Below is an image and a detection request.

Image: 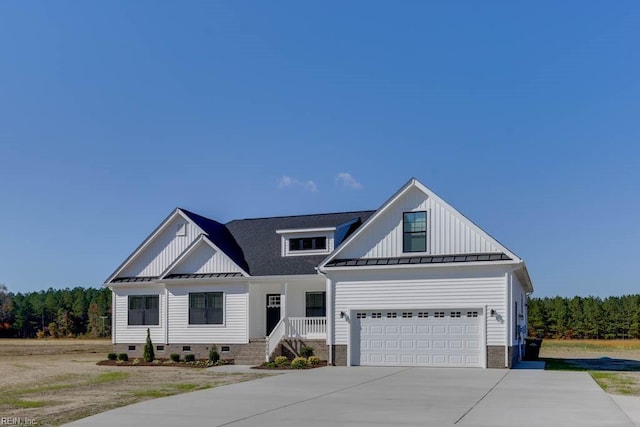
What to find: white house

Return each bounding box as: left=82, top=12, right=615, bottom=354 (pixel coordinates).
left=106, top=178, right=533, bottom=368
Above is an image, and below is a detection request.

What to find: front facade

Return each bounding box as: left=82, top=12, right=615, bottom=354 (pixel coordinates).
left=106, top=178, right=533, bottom=368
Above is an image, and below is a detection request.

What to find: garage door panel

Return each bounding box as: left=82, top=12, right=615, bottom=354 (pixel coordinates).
left=416, top=325, right=431, bottom=334
left=433, top=325, right=446, bottom=334
left=357, top=309, right=483, bottom=368
left=401, top=340, right=415, bottom=349
left=449, top=325, right=463, bottom=334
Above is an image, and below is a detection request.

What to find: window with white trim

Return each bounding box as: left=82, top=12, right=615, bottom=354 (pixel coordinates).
left=290, top=237, right=327, bottom=251
left=128, top=295, right=159, bottom=326
left=189, top=292, right=223, bottom=325
left=451, top=311, right=461, bottom=318
left=371, top=312, right=382, bottom=319
left=305, top=292, right=326, bottom=317
left=434, top=311, right=445, bottom=318
left=403, top=211, right=427, bottom=252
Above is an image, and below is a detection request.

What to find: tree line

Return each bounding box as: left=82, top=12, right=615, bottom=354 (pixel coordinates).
left=0, top=284, right=112, bottom=338
left=528, top=295, right=640, bottom=339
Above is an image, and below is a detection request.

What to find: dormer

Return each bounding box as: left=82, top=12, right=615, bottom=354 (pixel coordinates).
left=276, top=227, right=336, bottom=257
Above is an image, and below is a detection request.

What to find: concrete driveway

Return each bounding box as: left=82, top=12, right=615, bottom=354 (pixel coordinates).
left=66, top=366, right=635, bottom=427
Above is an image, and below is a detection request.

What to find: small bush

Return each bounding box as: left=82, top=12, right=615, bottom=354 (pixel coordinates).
left=261, top=361, right=277, bottom=368
left=143, top=328, right=155, bottom=362
left=107, top=353, right=117, bottom=361
left=291, top=357, right=308, bottom=369
left=274, top=356, right=289, bottom=366
left=132, top=358, right=141, bottom=365
left=117, top=353, right=129, bottom=361
left=170, top=353, right=180, bottom=362
left=308, top=355, right=320, bottom=366
left=185, top=354, right=196, bottom=363
left=209, top=345, right=220, bottom=363
left=300, top=345, right=314, bottom=358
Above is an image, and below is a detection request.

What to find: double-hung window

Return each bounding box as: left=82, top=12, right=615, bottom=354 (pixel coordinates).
left=403, top=211, right=427, bottom=252
left=189, top=292, right=223, bottom=325
left=128, top=295, right=159, bottom=326
left=305, top=291, right=326, bottom=317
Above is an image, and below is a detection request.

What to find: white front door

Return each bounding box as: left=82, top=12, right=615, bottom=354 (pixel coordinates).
left=355, top=309, right=483, bottom=367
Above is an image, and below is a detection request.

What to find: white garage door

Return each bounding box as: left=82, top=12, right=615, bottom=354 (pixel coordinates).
left=355, top=309, right=483, bottom=367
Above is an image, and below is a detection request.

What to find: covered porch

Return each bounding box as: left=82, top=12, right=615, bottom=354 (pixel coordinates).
left=247, top=279, right=328, bottom=358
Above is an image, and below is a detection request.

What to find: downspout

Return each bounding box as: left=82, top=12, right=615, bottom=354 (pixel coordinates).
left=505, top=272, right=511, bottom=368
left=316, top=268, right=333, bottom=366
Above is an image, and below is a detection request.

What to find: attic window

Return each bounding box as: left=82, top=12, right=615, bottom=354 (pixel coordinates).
left=403, top=211, right=427, bottom=253
left=289, top=237, right=327, bottom=251
left=176, top=222, right=187, bottom=236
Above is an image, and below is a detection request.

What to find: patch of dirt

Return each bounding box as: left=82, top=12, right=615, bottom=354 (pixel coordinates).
left=0, top=339, right=264, bottom=426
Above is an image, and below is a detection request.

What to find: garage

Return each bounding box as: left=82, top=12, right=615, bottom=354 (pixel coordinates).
left=352, top=309, right=484, bottom=367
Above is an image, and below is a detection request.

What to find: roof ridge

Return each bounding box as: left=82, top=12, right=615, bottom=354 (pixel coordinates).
left=226, top=209, right=376, bottom=223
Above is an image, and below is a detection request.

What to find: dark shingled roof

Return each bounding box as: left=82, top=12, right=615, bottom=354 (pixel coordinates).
left=324, top=253, right=512, bottom=268
left=225, top=211, right=376, bottom=276
left=180, top=209, right=250, bottom=273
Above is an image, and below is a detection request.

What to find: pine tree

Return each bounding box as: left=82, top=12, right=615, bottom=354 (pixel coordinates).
left=143, top=328, right=155, bottom=362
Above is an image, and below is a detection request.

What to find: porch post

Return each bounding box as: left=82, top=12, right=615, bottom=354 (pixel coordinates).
left=280, top=282, right=287, bottom=321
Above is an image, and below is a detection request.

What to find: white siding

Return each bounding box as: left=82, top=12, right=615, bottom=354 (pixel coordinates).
left=248, top=283, right=281, bottom=339
left=169, top=240, right=244, bottom=275
left=339, top=186, right=501, bottom=259
left=285, top=281, right=326, bottom=318
left=167, top=283, right=248, bottom=344
left=330, top=267, right=507, bottom=347
left=113, top=286, right=166, bottom=344
left=511, top=273, right=526, bottom=346
left=247, top=279, right=325, bottom=339
left=120, top=216, right=200, bottom=277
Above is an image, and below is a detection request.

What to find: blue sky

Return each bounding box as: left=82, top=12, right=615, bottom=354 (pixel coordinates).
left=1, top=2, right=638, bottom=297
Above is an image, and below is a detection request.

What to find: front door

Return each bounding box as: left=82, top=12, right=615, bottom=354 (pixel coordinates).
left=266, top=294, right=281, bottom=336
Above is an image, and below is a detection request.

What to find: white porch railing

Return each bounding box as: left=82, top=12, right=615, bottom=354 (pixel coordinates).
left=286, top=317, right=327, bottom=339
left=265, top=317, right=327, bottom=361
left=266, top=318, right=286, bottom=362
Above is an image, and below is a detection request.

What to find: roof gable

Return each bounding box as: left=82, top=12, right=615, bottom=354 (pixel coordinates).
left=320, top=178, right=521, bottom=268
left=159, top=235, right=248, bottom=278
left=106, top=209, right=202, bottom=283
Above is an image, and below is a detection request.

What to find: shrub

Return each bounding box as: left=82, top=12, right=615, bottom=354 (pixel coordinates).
left=274, top=356, right=289, bottom=366
left=261, top=361, right=277, bottom=368
left=170, top=353, right=180, bottom=362
left=209, top=345, right=220, bottom=363
left=117, top=353, right=129, bottom=361
left=185, top=354, right=196, bottom=363
left=143, top=328, right=155, bottom=362
left=291, top=357, right=308, bottom=369
left=300, top=345, right=314, bottom=358
left=132, top=358, right=141, bottom=365
left=107, top=352, right=117, bottom=360
left=308, top=355, right=320, bottom=366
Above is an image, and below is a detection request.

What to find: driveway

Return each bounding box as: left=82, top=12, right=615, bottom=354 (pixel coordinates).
left=66, top=367, right=635, bottom=427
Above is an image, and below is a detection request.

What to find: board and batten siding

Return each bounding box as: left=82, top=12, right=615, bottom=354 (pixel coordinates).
left=332, top=274, right=507, bottom=347
left=510, top=273, right=527, bottom=346
left=120, top=216, right=200, bottom=278
left=339, top=186, right=501, bottom=259
left=167, top=284, right=248, bottom=344
left=113, top=287, right=166, bottom=344
left=169, top=240, right=244, bottom=275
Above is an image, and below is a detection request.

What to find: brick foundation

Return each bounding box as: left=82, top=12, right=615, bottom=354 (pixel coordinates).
left=279, top=339, right=329, bottom=361
left=332, top=345, right=348, bottom=366
left=487, top=345, right=506, bottom=368
left=112, top=342, right=261, bottom=364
